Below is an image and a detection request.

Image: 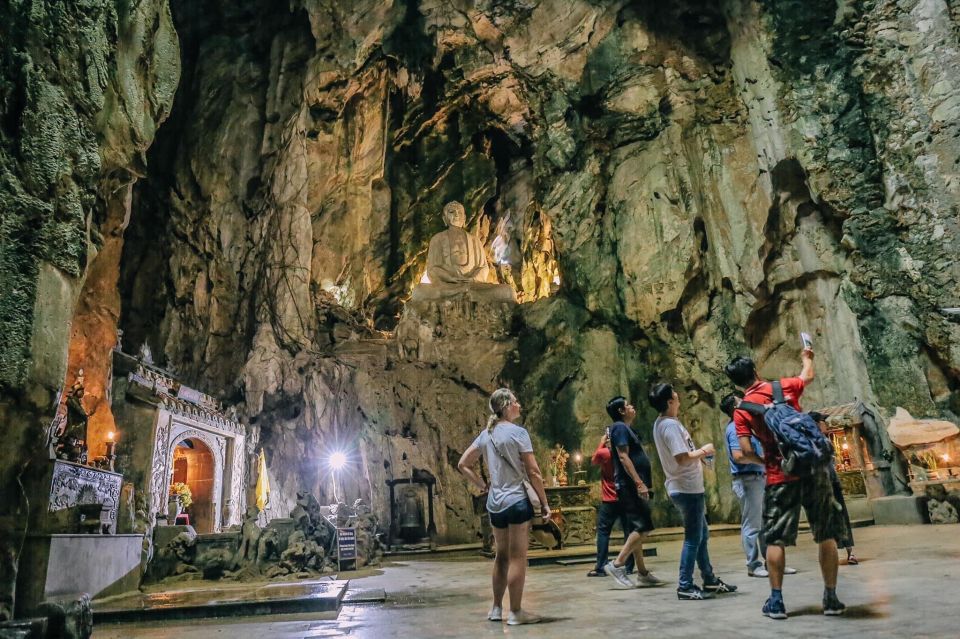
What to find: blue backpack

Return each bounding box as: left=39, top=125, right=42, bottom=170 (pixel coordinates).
left=739, top=381, right=833, bottom=476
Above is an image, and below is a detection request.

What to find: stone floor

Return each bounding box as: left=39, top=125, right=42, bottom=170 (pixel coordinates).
left=95, top=524, right=959, bottom=639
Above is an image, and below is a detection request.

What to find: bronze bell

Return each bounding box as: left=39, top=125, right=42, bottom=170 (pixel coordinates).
left=399, top=488, right=422, bottom=528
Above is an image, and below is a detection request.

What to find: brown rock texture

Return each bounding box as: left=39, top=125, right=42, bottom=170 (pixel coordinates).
left=2, top=0, right=959, bottom=579
left=117, top=0, right=959, bottom=538
left=0, top=0, right=180, bottom=616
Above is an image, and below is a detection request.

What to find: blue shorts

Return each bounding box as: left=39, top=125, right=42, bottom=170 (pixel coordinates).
left=489, top=499, right=534, bottom=529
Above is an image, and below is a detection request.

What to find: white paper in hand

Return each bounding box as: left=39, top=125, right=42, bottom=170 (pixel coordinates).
left=800, top=332, right=813, bottom=349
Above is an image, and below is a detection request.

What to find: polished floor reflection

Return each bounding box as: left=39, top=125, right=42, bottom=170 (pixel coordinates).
left=95, top=524, right=959, bottom=638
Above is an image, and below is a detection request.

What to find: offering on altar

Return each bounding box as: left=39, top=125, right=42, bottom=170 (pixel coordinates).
left=549, top=444, right=569, bottom=487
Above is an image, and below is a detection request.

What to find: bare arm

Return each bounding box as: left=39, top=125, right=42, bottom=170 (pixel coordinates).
left=799, top=348, right=815, bottom=383
left=457, top=444, right=487, bottom=493
left=520, top=452, right=551, bottom=517
left=674, top=442, right=714, bottom=465
left=737, top=436, right=765, bottom=466
left=590, top=434, right=609, bottom=466
left=616, top=445, right=649, bottom=498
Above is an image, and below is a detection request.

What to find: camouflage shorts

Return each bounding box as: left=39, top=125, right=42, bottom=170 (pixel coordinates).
left=763, top=469, right=846, bottom=547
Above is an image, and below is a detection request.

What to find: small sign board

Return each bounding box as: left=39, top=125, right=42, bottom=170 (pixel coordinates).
left=337, top=527, right=357, bottom=571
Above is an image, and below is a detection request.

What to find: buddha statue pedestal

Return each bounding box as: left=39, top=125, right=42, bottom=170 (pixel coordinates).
left=397, top=292, right=517, bottom=381
left=397, top=201, right=519, bottom=384
left=410, top=281, right=515, bottom=303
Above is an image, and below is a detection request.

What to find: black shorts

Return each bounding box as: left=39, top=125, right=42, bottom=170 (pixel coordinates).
left=489, top=499, right=534, bottom=529
left=763, top=469, right=846, bottom=547
left=615, top=484, right=655, bottom=535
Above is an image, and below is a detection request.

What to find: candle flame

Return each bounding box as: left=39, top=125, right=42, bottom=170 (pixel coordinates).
left=107, top=431, right=115, bottom=441
left=841, top=442, right=849, bottom=450
left=942, top=454, right=950, bottom=462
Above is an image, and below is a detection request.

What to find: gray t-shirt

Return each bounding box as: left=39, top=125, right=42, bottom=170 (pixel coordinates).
left=653, top=416, right=705, bottom=495
left=472, top=422, right=534, bottom=513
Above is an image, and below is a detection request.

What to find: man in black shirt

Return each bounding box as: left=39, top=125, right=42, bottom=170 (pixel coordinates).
left=604, top=396, right=663, bottom=588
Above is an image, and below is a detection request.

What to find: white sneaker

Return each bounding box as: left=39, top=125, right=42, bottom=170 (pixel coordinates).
left=634, top=571, right=666, bottom=587
left=604, top=561, right=634, bottom=588
left=748, top=567, right=769, bottom=578
left=488, top=606, right=503, bottom=621
left=784, top=566, right=798, bottom=575
left=507, top=609, right=542, bottom=625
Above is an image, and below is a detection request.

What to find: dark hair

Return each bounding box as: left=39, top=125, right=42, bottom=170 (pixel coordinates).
left=720, top=392, right=742, bottom=419
left=724, top=356, right=758, bottom=388
left=648, top=383, right=674, bottom=413
left=606, top=396, right=627, bottom=422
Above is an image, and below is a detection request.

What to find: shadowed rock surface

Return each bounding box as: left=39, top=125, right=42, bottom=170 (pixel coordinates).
left=2, top=0, right=959, bottom=617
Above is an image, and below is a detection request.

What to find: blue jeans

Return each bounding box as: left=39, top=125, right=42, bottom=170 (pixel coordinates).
left=732, top=474, right=766, bottom=571
left=670, top=492, right=715, bottom=590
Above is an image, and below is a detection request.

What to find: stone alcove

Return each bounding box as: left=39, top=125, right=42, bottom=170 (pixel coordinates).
left=169, top=434, right=221, bottom=533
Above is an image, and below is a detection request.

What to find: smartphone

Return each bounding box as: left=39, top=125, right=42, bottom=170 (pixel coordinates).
left=800, top=332, right=813, bottom=349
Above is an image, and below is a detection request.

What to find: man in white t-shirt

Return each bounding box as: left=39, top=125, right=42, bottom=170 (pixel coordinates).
left=650, top=382, right=737, bottom=601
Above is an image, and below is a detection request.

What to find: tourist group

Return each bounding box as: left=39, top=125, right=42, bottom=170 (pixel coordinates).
left=458, top=346, right=856, bottom=625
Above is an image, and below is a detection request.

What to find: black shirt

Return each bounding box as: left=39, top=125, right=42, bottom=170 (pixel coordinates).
left=608, top=421, right=653, bottom=490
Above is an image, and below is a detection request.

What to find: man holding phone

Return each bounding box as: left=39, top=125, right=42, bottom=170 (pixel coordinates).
left=725, top=347, right=847, bottom=620
left=603, top=396, right=663, bottom=588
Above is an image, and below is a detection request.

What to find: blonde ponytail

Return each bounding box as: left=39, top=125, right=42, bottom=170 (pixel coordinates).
left=487, top=388, right=516, bottom=433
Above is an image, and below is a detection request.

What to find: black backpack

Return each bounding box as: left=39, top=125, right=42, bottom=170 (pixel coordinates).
left=739, top=381, right=833, bottom=476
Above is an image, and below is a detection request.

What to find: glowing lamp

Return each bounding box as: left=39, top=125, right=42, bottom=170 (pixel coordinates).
left=329, top=451, right=347, bottom=471
left=841, top=443, right=849, bottom=450
left=942, top=454, right=950, bottom=463
left=573, top=453, right=582, bottom=463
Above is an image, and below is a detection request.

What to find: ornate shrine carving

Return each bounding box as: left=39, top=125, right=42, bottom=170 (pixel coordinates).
left=48, top=460, right=123, bottom=533
left=116, top=351, right=246, bottom=531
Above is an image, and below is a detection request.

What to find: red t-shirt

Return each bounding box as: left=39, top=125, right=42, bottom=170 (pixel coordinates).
left=591, top=444, right=618, bottom=502
left=733, top=377, right=805, bottom=486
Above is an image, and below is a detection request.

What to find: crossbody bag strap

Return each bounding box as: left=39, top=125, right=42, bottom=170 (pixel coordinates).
left=490, top=429, right=542, bottom=512
left=738, top=401, right=769, bottom=416
left=490, top=430, right=528, bottom=481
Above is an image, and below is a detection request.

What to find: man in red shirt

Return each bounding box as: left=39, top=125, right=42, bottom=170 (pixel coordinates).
left=725, top=348, right=845, bottom=620
left=587, top=433, right=635, bottom=577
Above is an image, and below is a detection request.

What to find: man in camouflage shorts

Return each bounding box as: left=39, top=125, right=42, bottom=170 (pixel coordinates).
left=762, top=468, right=846, bottom=549
left=725, top=349, right=846, bottom=620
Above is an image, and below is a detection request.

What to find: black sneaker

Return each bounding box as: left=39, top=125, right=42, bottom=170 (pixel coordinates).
left=762, top=597, right=788, bottom=620
left=823, top=592, right=846, bottom=616
left=704, top=578, right=738, bottom=593
left=677, top=585, right=716, bottom=600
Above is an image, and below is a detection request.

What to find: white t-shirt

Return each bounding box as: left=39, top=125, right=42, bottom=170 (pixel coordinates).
left=653, top=416, right=705, bottom=495
left=472, top=422, right=534, bottom=513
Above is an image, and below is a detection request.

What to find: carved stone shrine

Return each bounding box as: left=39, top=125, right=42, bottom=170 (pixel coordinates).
left=111, top=351, right=246, bottom=533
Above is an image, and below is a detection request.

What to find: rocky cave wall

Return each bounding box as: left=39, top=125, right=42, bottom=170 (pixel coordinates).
left=116, top=0, right=960, bottom=539
left=1, top=0, right=957, bottom=584
left=0, top=0, right=179, bottom=616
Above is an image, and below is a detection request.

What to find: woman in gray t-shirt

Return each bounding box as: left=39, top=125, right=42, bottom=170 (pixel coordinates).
left=458, top=388, right=550, bottom=626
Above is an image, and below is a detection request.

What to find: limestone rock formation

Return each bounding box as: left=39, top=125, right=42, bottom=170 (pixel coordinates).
left=887, top=407, right=960, bottom=448
left=116, top=0, right=960, bottom=537
left=2, top=4, right=959, bottom=604
left=0, top=0, right=179, bottom=618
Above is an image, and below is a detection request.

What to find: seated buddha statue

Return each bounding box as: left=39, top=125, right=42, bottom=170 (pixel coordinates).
left=410, top=201, right=515, bottom=303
